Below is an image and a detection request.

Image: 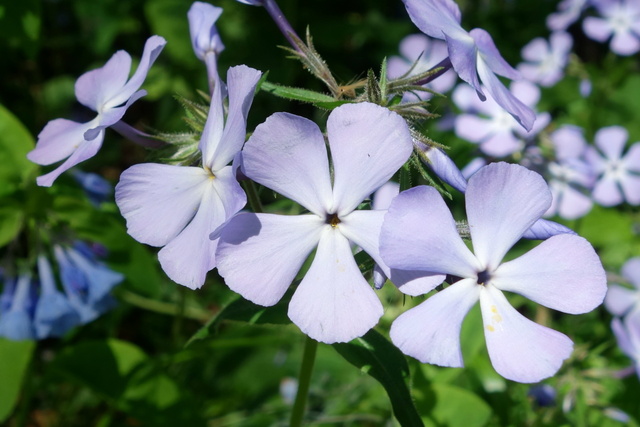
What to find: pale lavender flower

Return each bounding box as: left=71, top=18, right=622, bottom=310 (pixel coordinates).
left=388, top=33, right=458, bottom=100
left=188, top=2, right=225, bottom=92
left=415, top=141, right=467, bottom=193
left=518, top=32, right=573, bottom=87
left=27, top=36, right=166, bottom=187
left=115, top=66, right=261, bottom=289
left=403, top=0, right=536, bottom=130
left=547, top=0, right=589, bottom=31
left=216, top=103, right=444, bottom=343
left=585, top=126, right=640, bottom=206
left=453, top=81, right=550, bottom=157
left=380, top=162, right=606, bottom=382
left=605, top=257, right=640, bottom=317
left=583, top=0, right=640, bottom=56
left=544, top=125, right=595, bottom=220
left=611, top=314, right=640, bottom=380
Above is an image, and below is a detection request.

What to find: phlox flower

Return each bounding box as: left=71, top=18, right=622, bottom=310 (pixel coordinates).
left=544, top=125, right=595, bottom=219
left=605, top=257, right=640, bottom=318
left=115, top=65, right=262, bottom=289
left=547, top=0, right=589, bottom=31
left=611, top=313, right=640, bottom=380
left=518, top=32, right=573, bottom=87
left=388, top=33, right=458, bottom=100
left=27, top=36, right=166, bottom=187
left=216, top=102, right=444, bottom=344
left=380, top=162, right=607, bottom=382
left=583, top=0, right=640, bottom=56
left=188, top=2, right=225, bottom=92
left=585, top=126, right=640, bottom=206
left=452, top=81, right=549, bottom=157
left=402, top=0, right=536, bottom=130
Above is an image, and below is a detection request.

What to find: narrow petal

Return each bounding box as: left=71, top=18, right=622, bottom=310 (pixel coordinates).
left=288, top=229, right=384, bottom=343
left=372, top=181, right=400, bottom=210
left=621, top=174, right=640, bottom=205
left=115, top=164, right=210, bottom=247
left=622, top=258, right=640, bottom=289
left=74, top=50, right=132, bottom=110
left=521, top=218, right=577, bottom=240
left=593, top=177, right=623, bottom=206
left=521, top=37, right=549, bottom=62
left=605, top=285, right=638, bottom=316
left=480, top=285, right=574, bottom=383
left=624, top=143, right=640, bottom=172
left=471, top=28, right=520, bottom=80
left=595, top=126, right=627, bottom=160
left=330, top=103, right=413, bottom=216
left=480, top=130, right=523, bottom=157
left=402, top=0, right=464, bottom=40
left=610, top=31, right=640, bottom=56
left=340, top=210, right=445, bottom=296
left=158, top=170, right=246, bottom=289
left=390, top=278, right=480, bottom=367
left=217, top=213, right=325, bottom=306
left=104, top=35, right=166, bottom=109
left=209, top=65, right=262, bottom=170
left=466, top=163, right=551, bottom=270
left=381, top=185, right=480, bottom=278
left=558, top=185, right=593, bottom=219
left=35, top=131, right=105, bottom=187
left=242, top=112, right=333, bottom=216
left=421, top=145, right=468, bottom=193
left=188, top=2, right=224, bottom=59
left=476, top=57, right=536, bottom=131
left=583, top=17, right=612, bottom=42
left=612, top=318, right=635, bottom=358
left=445, top=32, right=483, bottom=96
left=454, top=115, right=494, bottom=143
left=492, top=234, right=607, bottom=314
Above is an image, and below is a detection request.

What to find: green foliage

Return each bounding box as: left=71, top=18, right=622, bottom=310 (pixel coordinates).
left=0, top=104, right=36, bottom=198
left=0, top=339, right=35, bottom=422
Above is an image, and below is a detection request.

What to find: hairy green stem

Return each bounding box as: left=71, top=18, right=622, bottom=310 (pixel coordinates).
left=290, top=336, right=318, bottom=427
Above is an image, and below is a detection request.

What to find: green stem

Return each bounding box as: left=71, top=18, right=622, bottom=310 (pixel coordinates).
left=243, top=180, right=264, bottom=213
left=116, top=289, right=210, bottom=322
left=290, top=336, right=318, bottom=427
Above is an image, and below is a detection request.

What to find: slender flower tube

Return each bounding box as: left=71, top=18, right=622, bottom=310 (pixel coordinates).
left=188, top=2, right=225, bottom=93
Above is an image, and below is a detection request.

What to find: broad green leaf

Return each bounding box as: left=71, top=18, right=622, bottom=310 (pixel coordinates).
left=0, top=104, right=36, bottom=197
left=333, top=329, right=424, bottom=427
left=0, top=203, right=23, bottom=247
left=186, top=291, right=293, bottom=346
left=0, top=339, right=35, bottom=422
left=421, top=384, right=492, bottom=427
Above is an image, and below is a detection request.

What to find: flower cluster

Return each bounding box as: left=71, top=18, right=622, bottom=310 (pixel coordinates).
left=23, top=0, right=615, bottom=386
left=0, top=242, right=123, bottom=340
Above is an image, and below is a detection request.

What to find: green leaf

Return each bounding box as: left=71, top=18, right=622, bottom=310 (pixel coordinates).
left=145, top=0, right=197, bottom=66
left=333, top=330, right=424, bottom=427
left=0, top=104, right=36, bottom=197
left=186, top=291, right=293, bottom=346
left=0, top=339, right=35, bottom=422
left=421, top=384, right=492, bottom=427
left=0, top=202, right=23, bottom=248
left=261, top=81, right=335, bottom=104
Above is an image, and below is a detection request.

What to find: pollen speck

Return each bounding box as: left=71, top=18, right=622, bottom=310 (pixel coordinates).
left=486, top=325, right=495, bottom=332
left=490, top=305, right=498, bottom=313
left=492, top=314, right=502, bottom=323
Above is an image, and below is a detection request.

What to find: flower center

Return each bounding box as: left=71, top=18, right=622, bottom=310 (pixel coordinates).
left=476, top=269, right=491, bottom=285
left=326, top=213, right=341, bottom=228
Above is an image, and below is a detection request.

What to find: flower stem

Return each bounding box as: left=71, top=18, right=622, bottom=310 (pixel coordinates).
left=262, top=0, right=304, bottom=54
left=290, top=336, right=318, bottom=427
left=243, top=179, right=264, bottom=213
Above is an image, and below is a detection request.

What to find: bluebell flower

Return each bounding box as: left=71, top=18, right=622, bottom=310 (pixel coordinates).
left=0, top=274, right=36, bottom=341
left=33, top=255, right=81, bottom=339
left=72, top=170, right=113, bottom=206
left=54, top=244, right=123, bottom=323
